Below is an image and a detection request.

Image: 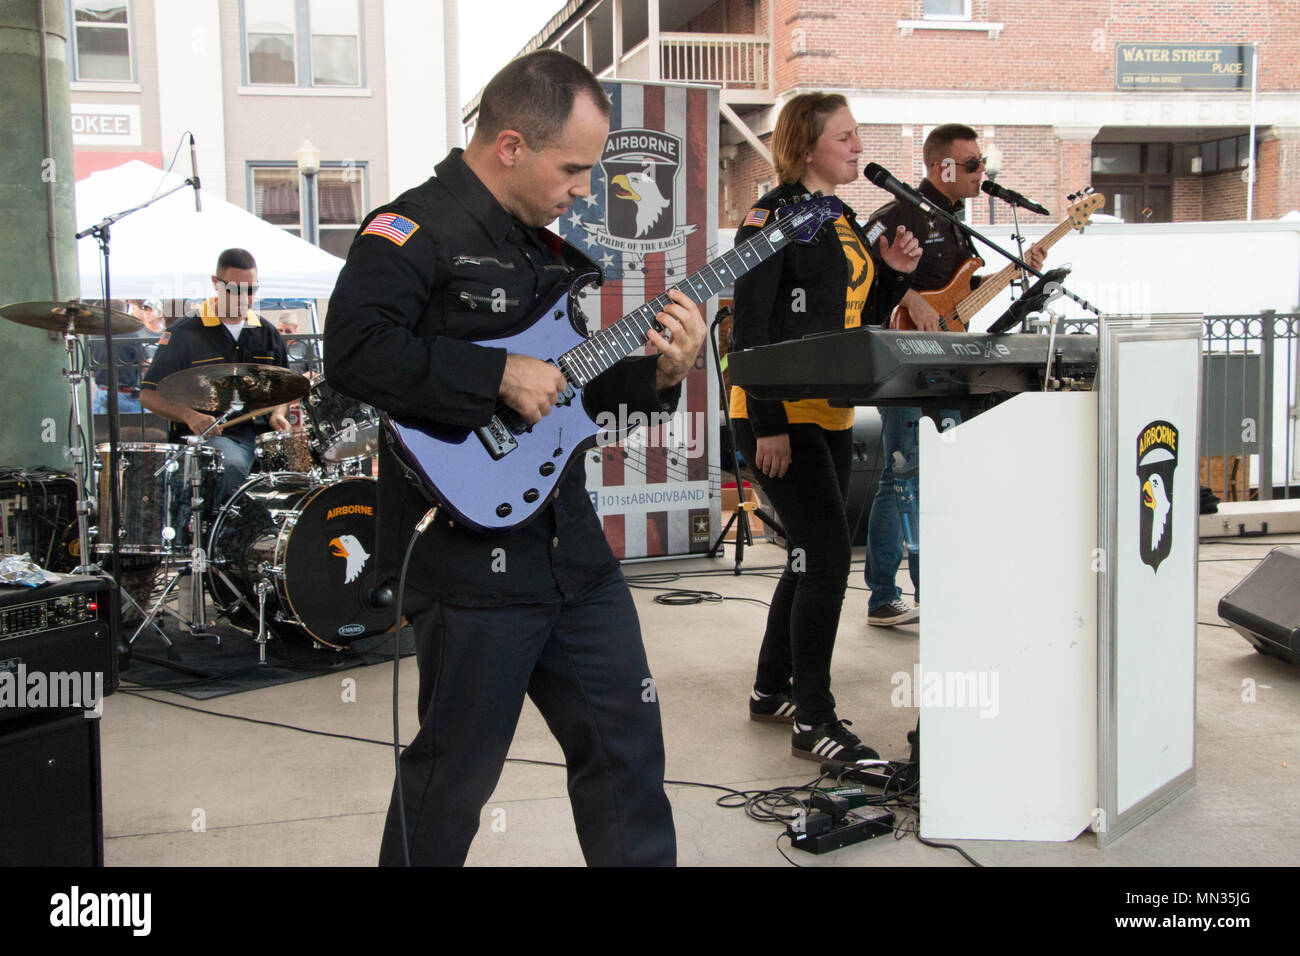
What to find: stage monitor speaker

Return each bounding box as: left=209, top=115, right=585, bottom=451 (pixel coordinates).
left=1218, top=546, right=1300, bottom=665
left=0, top=711, right=104, bottom=865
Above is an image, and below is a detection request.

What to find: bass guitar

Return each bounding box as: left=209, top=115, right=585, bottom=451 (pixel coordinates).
left=385, top=195, right=843, bottom=532
left=892, top=188, right=1105, bottom=332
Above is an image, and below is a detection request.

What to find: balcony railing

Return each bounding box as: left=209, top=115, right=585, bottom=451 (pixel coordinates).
left=658, top=33, right=769, bottom=90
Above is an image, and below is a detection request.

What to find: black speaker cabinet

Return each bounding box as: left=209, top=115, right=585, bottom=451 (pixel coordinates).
left=1219, top=546, right=1300, bottom=665
left=0, top=711, right=104, bottom=865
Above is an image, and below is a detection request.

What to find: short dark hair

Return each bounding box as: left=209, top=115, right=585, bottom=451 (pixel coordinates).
left=216, top=248, right=257, bottom=274
left=474, top=50, right=610, bottom=149
left=771, top=92, right=849, bottom=184
left=923, top=124, right=979, bottom=166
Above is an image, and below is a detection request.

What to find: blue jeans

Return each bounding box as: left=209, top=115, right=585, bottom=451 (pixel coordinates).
left=93, top=388, right=142, bottom=415
left=864, top=406, right=960, bottom=610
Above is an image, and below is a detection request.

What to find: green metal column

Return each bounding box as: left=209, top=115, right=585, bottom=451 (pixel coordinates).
left=0, top=0, right=81, bottom=471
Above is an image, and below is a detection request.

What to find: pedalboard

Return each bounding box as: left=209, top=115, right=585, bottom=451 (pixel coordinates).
left=788, top=805, right=895, bottom=854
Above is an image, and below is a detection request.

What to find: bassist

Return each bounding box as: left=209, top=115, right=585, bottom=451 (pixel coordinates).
left=863, top=124, right=1046, bottom=626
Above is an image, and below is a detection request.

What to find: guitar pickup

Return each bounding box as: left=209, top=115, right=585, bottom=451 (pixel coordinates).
left=475, top=415, right=518, bottom=460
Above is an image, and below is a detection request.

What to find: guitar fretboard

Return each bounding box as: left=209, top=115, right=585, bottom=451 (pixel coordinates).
left=558, top=206, right=823, bottom=386
left=955, top=216, right=1078, bottom=324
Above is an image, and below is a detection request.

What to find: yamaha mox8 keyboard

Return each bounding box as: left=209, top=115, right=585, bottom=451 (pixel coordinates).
left=726, top=327, right=1098, bottom=409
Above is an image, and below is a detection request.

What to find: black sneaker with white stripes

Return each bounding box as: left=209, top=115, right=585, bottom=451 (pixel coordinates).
left=749, top=688, right=797, bottom=723
left=791, top=719, right=880, bottom=762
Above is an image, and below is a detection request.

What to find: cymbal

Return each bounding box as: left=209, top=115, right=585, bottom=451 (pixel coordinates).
left=0, top=300, right=140, bottom=335
left=157, top=363, right=309, bottom=412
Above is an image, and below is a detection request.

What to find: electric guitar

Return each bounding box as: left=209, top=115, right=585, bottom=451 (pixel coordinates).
left=384, top=195, right=843, bottom=532
left=892, top=189, right=1105, bottom=332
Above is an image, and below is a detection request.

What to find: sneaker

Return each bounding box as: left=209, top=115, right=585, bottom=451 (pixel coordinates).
left=791, top=719, right=880, bottom=762
left=749, top=688, right=797, bottom=723
left=868, top=599, right=919, bottom=627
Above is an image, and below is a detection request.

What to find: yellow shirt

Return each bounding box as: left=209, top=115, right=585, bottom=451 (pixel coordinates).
left=730, top=213, right=872, bottom=430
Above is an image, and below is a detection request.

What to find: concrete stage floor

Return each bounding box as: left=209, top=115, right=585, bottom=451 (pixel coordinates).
left=99, top=535, right=1299, bottom=867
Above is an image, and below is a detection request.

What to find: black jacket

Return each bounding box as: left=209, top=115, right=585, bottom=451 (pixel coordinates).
left=731, top=181, right=911, bottom=436
left=324, top=149, right=680, bottom=606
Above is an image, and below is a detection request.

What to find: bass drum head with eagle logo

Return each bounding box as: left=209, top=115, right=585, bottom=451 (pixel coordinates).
left=279, top=478, right=392, bottom=647
left=206, top=474, right=393, bottom=648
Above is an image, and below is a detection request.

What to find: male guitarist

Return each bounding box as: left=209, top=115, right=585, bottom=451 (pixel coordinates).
left=324, top=51, right=705, bottom=865
left=864, top=124, right=1046, bottom=626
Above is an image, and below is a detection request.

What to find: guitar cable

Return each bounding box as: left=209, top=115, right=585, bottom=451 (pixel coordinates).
left=392, top=504, right=440, bottom=868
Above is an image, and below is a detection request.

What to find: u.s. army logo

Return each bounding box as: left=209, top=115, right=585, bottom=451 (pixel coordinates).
left=1137, top=420, right=1178, bottom=572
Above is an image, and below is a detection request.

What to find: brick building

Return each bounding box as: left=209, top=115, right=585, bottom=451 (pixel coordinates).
left=466, top=0, right=1300, bottom=227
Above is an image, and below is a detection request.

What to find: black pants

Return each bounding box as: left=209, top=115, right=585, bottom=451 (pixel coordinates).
left=378, top=567, right=676, bottom=866
left=734, top=419, right=853, bottom=725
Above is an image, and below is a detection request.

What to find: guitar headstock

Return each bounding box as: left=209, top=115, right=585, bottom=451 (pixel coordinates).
left=774, top=195, right=844, bottom=244
left=1065, top=187, right=1106, bottom=230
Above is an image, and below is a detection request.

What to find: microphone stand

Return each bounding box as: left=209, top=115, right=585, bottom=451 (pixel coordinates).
left=76, top=177, right=201, bottom=660
left=886, top=182, right=1102, bottom=321
left=706, top=307, right=785, bottom=573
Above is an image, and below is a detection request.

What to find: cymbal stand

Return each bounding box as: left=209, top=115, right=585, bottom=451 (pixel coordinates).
left=58, top=317, right=96, bottom=574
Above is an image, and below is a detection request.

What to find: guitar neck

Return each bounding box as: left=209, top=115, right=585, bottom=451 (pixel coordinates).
left=955, top=216, right=1076, bottom=323
left=560, top=211, right=810, bottom=386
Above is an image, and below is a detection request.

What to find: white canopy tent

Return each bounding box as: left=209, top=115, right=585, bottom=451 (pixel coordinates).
left=75, top=160, right=346, bottom=301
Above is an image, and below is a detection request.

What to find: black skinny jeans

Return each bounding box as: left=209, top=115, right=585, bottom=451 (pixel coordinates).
left=733, top=418, right=853, bottom=725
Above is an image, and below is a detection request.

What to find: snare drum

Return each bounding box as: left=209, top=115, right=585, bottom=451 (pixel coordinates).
left=205, top=474, right=393, bottom=648
left=94, top=442, right=220, bottom=554
left=255, top=427, right=317, bottom=473
left=303, top=376, right=380, bottom=463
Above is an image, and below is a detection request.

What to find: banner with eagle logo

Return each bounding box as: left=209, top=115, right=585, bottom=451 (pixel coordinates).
left=558, top=81, right=720, bottom=560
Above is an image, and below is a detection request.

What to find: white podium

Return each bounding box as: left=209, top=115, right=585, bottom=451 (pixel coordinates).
left=917, top=317, right=1202, bottom=845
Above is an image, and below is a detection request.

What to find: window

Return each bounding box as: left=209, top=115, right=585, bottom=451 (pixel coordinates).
left=247, top=0, right=296, bottom=84
left=310, top=0, right=360, bottom=86
left=244, top=0, right=363, bottom=88
left=1091, top=143, right=1141, bottom=175
left=71, top=0, right=132, bottom=82
left=924, top=0, right=971, bottom=18
left=251, top=163, right=367, bottom=258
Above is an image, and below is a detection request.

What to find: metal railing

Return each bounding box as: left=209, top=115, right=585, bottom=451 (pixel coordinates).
left=1051, top=312, right=1298, bottom=502
left=658, top=33, right=769, bottom=89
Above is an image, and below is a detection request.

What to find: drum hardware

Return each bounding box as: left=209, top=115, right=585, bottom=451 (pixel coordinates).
left=253, top=577, right=272, bottom=665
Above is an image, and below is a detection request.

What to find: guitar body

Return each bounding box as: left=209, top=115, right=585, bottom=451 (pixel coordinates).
left=890, top=256, right=983, bottom=332
left=384, top=270, right=608, bottom=533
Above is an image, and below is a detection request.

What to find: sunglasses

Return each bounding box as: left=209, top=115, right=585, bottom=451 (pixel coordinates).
left=217, top=281, right=259, bottom=296
left=955, top=155, right=987, bottom=174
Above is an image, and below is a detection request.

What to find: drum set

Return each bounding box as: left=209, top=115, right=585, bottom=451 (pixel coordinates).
left=2, top=299, right=395, bottom=662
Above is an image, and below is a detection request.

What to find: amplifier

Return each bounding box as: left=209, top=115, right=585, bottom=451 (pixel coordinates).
left=0, top=711, right=104, bottom=865
left=0, top=471, right=79, bottom=573
left=0, top=574, right=118, bottom=723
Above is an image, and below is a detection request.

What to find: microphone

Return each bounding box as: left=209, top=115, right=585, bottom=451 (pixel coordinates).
left=188, top=133, right=202, bottom=212
left=981, top=180, right=1049, bottom=216
left=863, top=163, right=935, bottom=214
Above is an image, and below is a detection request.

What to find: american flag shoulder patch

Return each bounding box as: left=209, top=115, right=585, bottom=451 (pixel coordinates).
left=158, top=330, right=171, bottom=346
left=742, top=207, right=769, bottom=228
left=361, top=212, right=420, bottom=246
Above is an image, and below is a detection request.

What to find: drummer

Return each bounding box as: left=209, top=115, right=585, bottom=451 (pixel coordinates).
left=139, top=248, right=291, bottom=504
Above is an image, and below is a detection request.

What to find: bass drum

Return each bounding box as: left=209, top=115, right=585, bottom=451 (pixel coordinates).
left=206, top=473, right=394, bottom=649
